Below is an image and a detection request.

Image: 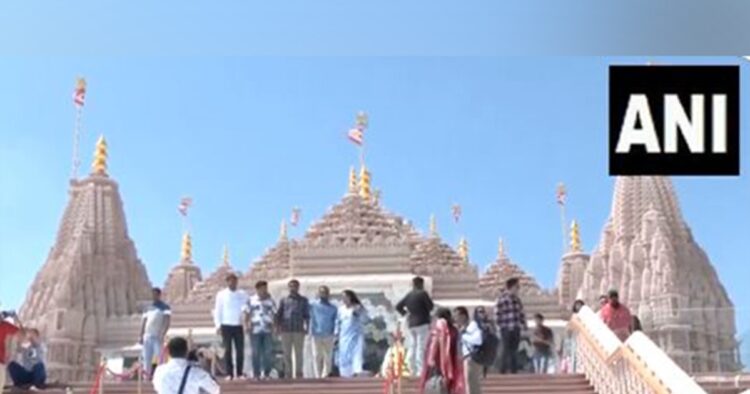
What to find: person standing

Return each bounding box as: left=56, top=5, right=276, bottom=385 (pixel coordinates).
left=336, top=290, right=369, bottom=378
left=275, top=279, right=310, bottom=379
left=0, top=314, right=21, bottom=390
left=599, top=290, right=633, bottom=341
left=139, top=287, right=172, bottom=379
left=8, top=328, right=47, bottom=389
left=454, top=307, right=482, bottom=394
left=309, top=285, right=338, bottom=378
left=395, top=276, right=434, bottom=377
left=244, top=280, right=276, bottom=380
left=495, top=277, right=527, bottom=374
left=419, top=308, right=465, bottom=394
left=152, top=337, right=220, bottom=394
left=214, top=273, right=249, bottom=380
left=531, top=313, right=553, bottom=374
left=559, top=299, right=585, bottom=374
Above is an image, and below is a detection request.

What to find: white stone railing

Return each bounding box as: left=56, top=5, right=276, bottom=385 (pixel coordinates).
left=568, top=306, right=707, bottom=394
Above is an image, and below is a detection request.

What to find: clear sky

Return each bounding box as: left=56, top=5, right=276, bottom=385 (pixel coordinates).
left=1, top=57, right=748, bottom=342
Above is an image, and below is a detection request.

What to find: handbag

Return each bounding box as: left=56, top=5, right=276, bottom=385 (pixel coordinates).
left=424, top=366, right=449, bottom=394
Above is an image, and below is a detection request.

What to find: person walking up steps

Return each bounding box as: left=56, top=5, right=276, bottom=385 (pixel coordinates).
left=396, top=276, right=434, bottom=377
left=213, top=273, right=249, bottom=380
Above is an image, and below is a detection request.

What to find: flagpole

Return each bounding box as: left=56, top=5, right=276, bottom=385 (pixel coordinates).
left=560, top=203, right=567, bottom=254
left=71, top=106, right=82, bottom=180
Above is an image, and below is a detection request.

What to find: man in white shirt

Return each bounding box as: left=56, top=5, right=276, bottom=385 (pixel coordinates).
left=213, top=273, right=249, bottom=380
left=139, top=287, right=171, bottom=379
left=153, top=337, right=220, bottom=394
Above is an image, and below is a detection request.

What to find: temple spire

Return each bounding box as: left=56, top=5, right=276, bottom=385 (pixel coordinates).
left=348, top=166, right=358, bottom=195
left=570, top=220, right=582, bottom=252
left=458, top=237, right=469, bottom=263
left=280, top=219, right=288, bottom=241
left=181, top=232, right=192, bottom=263
left=497, top=237, right=506, bottom=259
left=429, top=214, right=438, bottom=237
left=222, top=245, right=230, bottom=267
left=91, top=135, right=108, bottom=176
left=359, top=165, right=371, bottom=202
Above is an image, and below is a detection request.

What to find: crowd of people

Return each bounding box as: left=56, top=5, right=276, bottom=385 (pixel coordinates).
left=0, top=274, right=643, bottom=394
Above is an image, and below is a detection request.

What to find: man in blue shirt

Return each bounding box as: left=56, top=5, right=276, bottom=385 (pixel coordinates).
left=309, top=285, right=337, bottom=378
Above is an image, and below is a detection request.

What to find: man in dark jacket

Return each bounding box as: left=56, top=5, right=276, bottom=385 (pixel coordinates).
left=395, top=276, right=434, bottom=377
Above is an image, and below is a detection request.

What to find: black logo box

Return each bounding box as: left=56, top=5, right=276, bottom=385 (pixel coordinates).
left=609, top=65, right=739, bottom=176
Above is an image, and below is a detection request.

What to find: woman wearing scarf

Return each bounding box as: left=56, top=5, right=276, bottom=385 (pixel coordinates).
left=419, top=308, right=465, bottom=394
left=336, top=289, right=369, bottom=378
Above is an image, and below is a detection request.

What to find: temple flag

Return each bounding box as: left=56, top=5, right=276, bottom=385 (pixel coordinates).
left=73, top=78, right=86, bottom=108
left=178, top=197, right=193, bottom=216
left=556, top=183, right=566, bottom=206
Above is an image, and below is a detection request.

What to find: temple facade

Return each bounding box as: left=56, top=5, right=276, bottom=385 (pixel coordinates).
left=17, top=138, right=740, bottom=380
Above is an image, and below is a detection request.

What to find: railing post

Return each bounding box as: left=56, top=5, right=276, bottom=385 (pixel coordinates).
left=137, top=354, right=143, bottom=394
left=99, top=356, right=106, bottom=394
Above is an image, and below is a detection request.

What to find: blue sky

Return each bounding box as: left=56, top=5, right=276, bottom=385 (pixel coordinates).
left=0, top=57, right=748, bottom=341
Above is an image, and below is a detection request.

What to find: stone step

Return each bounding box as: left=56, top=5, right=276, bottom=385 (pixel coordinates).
left=4, top=375, right=597, bottom=394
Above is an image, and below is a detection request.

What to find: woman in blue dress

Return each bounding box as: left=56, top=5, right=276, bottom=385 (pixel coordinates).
left=336, top=289, right=369, bottom=377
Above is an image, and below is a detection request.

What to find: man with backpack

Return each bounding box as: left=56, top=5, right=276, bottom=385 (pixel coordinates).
left=454, top=306, right=499, bottom=394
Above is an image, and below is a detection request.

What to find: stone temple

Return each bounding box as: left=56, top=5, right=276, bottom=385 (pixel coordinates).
left=17, top=138, right=740, bottom=381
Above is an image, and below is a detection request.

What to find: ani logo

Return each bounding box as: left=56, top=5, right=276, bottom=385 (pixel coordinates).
left=609, top=65, right=740, bottom=176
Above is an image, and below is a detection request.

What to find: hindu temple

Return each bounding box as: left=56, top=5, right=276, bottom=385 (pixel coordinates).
left=16, top=135, right=741, bottom=383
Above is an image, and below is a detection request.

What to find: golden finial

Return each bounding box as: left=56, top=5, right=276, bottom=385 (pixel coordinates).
left=91, top=135, right=108, bottom=176
left=348, top=166, right=358, bottom=194
left=222, top=245, right=230, bottom=266
left=359, top=164, right=371, bottom=202
left=457, top=237, right=469, bottom=263
left=429, top=214, right=438, bottom=237
left=181, top=232, right=192, bottom=262
left=280, top=219, right=288, bottom=241
left=497, top=237, right=506, bottom=259
left=570, top=220, right=582, bottom=252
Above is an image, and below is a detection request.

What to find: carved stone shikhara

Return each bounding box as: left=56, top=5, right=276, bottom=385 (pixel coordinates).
left=19, top=141, right=738, bottom=379
left=576, top=176, right=738, bottom=372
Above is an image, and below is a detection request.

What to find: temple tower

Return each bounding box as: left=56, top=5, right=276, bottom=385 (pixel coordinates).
left=163, top=232, right=203, bottom=303
left=578, top=176, right=738, bottom=372
left=556, top=220, right=590, bottom=307
left=18, top=137, right=153, bottom=381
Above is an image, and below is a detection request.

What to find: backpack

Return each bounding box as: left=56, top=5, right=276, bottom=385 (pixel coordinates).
left=470, top=326, right=499, bottom=367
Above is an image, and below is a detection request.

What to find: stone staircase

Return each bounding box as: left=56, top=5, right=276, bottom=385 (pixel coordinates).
left=4, top=374, right=596, bottom=394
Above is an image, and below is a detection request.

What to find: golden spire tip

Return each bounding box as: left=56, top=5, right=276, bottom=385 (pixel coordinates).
left=181, top=232, right=192, bottom=262
left=91, top=135, right=109, bottom=176
left=570, top=220, right=582, bottom=252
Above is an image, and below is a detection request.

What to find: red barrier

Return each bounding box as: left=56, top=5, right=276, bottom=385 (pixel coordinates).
left=88, top=364, right=106, bottom=394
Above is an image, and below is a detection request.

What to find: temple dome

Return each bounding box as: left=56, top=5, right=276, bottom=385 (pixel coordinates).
left=245, top=237, right=292, bottom=284
left=186, top=247, right=237, bottom=303
left=409, top=236, right=466, bottom=274
left=301, top=193, right=419, bottom=248
left=479, top=240, right=542, bottom=298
